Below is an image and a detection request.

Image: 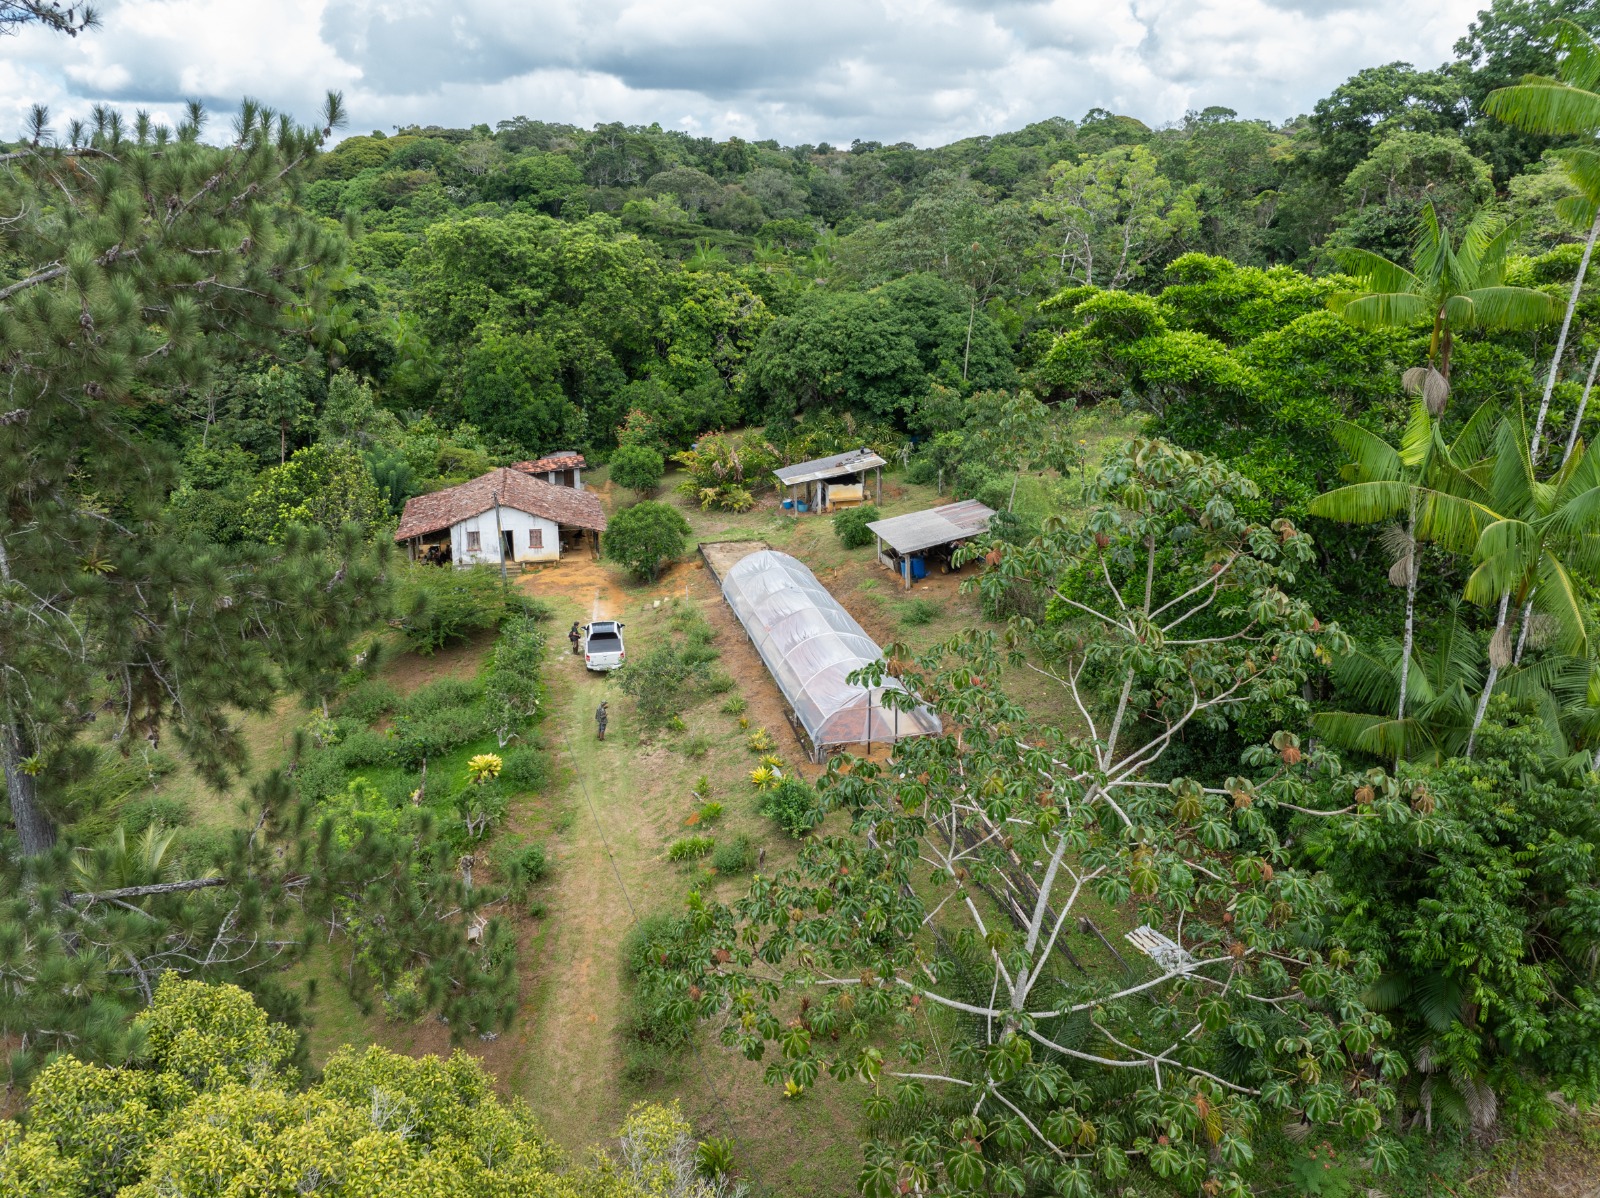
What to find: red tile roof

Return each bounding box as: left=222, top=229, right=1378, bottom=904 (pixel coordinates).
left=395, top=468, right=607, bottom=542
left=512, top=452, right=586, bottom=474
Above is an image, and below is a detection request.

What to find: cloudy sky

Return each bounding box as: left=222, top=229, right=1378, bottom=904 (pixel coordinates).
left=4, top=0, right=1486, bottom=147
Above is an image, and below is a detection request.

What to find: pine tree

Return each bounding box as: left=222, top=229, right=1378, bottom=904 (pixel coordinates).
left=0, top=95, right=385, bottom=856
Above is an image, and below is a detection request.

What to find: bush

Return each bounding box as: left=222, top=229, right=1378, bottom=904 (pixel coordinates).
left=710, top=834, right=755, bottom=874
left=335, top=729, right=395, bottom=769
left=336, top=678, right=399, bottom=724
left=721, top=695, right=747, bottom=715
left=500, top=745, right=549, bottom=792
left=610, top=443, right=666, bottom=496
left=762, top=776, right=823, bottom=837
left=747, top=727, right=775, bottom=752
left=119, top=795, right=192, bottom=834
left=617, top=642, right=711, bottom=728
left=898, top=598, right=941, bottom=626
left=501, top=593, right=554, bottom=624
left=394, top=562, right=505, bottom=653
left=705, top=670, right=735, bottom=695
left=504, top=842, right=549, bottom=886
left=604, top=501, right=692, bottom=581
left=391, top=703, right=493, bottom=765
left=696, top=801, right=724, bottom=824
left=666, top=835, right=715, bottom=861
left=679, top=734, right=710, bottom=759
left=833, top=503, right=881, bottom=549
left=621, top=913, right=695, bottom=1082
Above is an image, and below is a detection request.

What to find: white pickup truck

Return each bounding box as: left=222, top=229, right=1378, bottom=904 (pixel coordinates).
left=582, top=620, right=626, bottom=671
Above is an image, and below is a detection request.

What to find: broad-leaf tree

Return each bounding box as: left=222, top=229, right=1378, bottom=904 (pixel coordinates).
left=654, top=441, right=1409, bottom=1196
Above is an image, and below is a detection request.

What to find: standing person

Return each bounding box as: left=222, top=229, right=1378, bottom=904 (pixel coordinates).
left=595, top=701, right=609, bottom=741
left=568, top=621, right=582, bottom=655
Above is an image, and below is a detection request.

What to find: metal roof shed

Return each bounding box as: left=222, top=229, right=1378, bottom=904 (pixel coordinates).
left=867, top=500, right=995, bottom=587
left=720, top=550, right=941, bottom=761
left=773, top=448, right=886, bottom=516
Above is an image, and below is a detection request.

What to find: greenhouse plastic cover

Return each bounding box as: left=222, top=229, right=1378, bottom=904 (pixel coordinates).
left=720, top=550, right=942, bottom=751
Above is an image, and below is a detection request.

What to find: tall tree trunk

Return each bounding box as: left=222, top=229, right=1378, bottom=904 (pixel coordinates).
left=1533, top=209, right=1600, bottom=461
left=1562, top=341, right=1600, bottom=467
left=1396, top=515, right=1417, bottom=761
left=963, top=299, right=975, bottom=382
left=1466, top=591, right=1513, bottom=758
left=2, top=723, right=55, bottom=856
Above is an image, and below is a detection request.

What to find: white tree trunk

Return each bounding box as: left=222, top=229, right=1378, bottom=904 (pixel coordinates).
left=1562, top=341, right=1600, bottom=467
left=1466, top=591, right=1513, bottom=758
left=1532, top=209, right=1600, bottom=461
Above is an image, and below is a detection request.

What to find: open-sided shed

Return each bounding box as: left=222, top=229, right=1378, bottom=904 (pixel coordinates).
left=773, top=448, right=885, bottom=515
left=867, top=499, right=995, bottom=588
left=720, top=550, right=941, bottom=761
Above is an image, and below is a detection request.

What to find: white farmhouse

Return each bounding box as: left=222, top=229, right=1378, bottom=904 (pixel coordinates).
left=394, top=467, right=607, bottom=567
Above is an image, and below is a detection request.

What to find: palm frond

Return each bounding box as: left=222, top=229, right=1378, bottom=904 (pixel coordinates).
left=1535, top=550, right=1590, bottom=654
left=1447, top=286, right=1560, bottom=332
left=1332, top=292, right=1430, bottom=330
left=1485, top=79, right=1600, bottom=136
left=1552, top=18, right=1600, bottom=91
left=1553, top=146, right=1600, bottom=207
left=1414, top=490, right=1498, bottom=554
left=1328, top=420, right=1403, bottom=481
left=1448, top=398, right=1499, bottom=464
left=1327, top=247, right=1419, bottom=294
left=1308, top=480, right=1411, bottom=524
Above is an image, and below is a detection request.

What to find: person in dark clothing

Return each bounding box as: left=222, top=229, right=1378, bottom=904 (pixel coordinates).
left=569, top=622, right=582, bottom=655
left=595, top=701, right=609, bottom=741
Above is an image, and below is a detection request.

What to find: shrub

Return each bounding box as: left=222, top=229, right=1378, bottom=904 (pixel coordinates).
left=394, top=562, right=504, bottom=653
left=621, top=913, right=695, bottom=1081
left=604, top=501, right=692, bottom=581
left=710, top=834, right=755, bottom=874
left=747, top=728, right=775, bottom=752
left=706, top=670, right=735, bottom=695
left=749, top=764, right=781, bottom=791
left=665, top=714, right=687, bottom=733
left=336, top=678, right=399, bottom=723
left=527, top=900, right=548, bottom=919
left=501, top=745, right=549, bottom=792
left=679, top=734, right=710, bottom=758
left=504, top=841, right=549, bottom=886
left=398, top=677, right=481, bottom=717
left=610, top=443, right=666, bottom=496
left=391, top=703, right=493, bottom=765
left=666, top=835, right=715, bottom=861
left=833, top=503, right=881, bottom=549
left=119, top=795, right=192, bottom=834
left=696, top=801, right=724, bottom=824
left=898, top=598, right=941, bottom=626
left=501, top=593, right=554, bottom=624
left=762, top=776, right=823, bottom=837
left=334, top=729, right=394, bottom=769
left=617, top=642, right=711, bottom=727
left=721, top=695, right=747, bottom=715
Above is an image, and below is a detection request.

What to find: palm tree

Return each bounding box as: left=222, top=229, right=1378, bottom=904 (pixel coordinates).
left=1462, top=409, right=1600, bottom=752
left=1312, top=601, right=1483, bottom=763
left=1308, top=399, right=1498, bottom=748
left=1485, top=19, right=1600, bottom=457
left=1328, top=202, right=1560, bottom=414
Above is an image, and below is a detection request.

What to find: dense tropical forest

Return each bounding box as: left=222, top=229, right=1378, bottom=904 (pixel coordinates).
left=7, top=0, right=1600, bottom=1194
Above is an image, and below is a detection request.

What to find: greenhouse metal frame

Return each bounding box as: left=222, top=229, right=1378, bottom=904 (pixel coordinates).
left=720, top=550, right=941, bottom=761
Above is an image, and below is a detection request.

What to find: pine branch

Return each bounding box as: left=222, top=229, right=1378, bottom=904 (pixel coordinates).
left=68, top=876, right=228, bottom=905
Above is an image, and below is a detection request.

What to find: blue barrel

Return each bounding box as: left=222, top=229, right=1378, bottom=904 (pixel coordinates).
left=909, top=557, right=927, bottom=580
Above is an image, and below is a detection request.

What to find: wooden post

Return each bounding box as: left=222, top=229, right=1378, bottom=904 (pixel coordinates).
left=492, top=489, right=508, bottom=586
left=875, top=465, right=881, bottom=506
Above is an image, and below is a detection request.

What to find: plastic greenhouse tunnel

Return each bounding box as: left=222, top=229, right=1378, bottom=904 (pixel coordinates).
left=719, top=550, right=942, bottom=761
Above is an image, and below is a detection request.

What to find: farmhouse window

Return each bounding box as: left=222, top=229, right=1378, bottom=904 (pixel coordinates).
left=466, top=531, right=481, bottom=551
left=529, top=528, right=543, bottom=549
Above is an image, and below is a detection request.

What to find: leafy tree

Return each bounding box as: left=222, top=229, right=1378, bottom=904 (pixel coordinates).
left=460, top=326, right=585, bottom=453
left=1329, top=200, right=1559, bottom=411
left=1307, top=708, right=1600, bottom=1129
left=1331, top=132, right=1495, bottom=259
left=485, top=619, right=546, bottom=747
left=394, top=560, right=507, bottom=653
left=611, top=443, right=666, bottom=497
left=245, top=442, right=387, bottom=543
left=0, top=975, right=692, bottom=1197
left=1034, top=143, right=1201, bottom=289
left=252, top=365, right=313, bottom=465
left=605, top=501, right=691, bottom=581
left=616, top=641, right=712, bottom=727
left=0, top=94, right=387, bottom=857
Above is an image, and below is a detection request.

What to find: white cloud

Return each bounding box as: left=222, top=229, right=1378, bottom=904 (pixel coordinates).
left=4, top=0, right=1486, bottom=146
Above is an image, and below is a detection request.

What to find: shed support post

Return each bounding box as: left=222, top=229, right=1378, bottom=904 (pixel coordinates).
left=876, top=465, right=881, bottom=506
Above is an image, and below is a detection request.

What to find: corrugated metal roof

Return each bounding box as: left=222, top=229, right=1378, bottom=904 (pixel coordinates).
left=773, top=448, right=887, bottom=486
left=866, top=499, right=995, bottom=555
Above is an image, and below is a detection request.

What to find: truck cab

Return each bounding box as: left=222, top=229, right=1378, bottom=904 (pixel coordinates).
left=582, top=620, right=626, bottom=671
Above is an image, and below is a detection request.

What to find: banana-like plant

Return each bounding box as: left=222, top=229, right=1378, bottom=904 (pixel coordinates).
left=1328, top=202, right=1560, bottom=414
